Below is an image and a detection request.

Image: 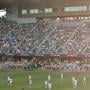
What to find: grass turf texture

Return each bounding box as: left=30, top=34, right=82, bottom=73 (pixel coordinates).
left=0, top=69, right=90, bottom=90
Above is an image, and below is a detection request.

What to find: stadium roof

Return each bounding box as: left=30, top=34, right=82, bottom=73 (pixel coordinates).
left=0, top=0, right=90, bottom=9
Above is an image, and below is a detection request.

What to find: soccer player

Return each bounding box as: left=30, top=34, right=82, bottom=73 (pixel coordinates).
left=28, top=75, right=32, bottom=87
left=29, top=79, right=32, bottom=86
left=72, top=76, right=75, bottom=84
left=73, top=79, right=78, bottom=88
left=48, top=74, right=51, bottom=82
left=44, top=80, right=48, bottom=88
left=29, top=75, right=32, bottom=80
left=48, top=82, right=52, bottom=90
left=9, top=78, right=13, bottom=86
left=83, top=76, right=86, bottom=85
left=61, top=73, right=63, bottom=82
left=7, top=76, right=11, bottom=84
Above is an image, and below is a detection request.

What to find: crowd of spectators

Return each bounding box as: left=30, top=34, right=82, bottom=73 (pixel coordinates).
left=0, top=58, right=90, bottom=72
left=36, top=19, right=90, bottom=55
left=0, top=17, right=90, bottom=55
left=0, top=17, right=35, bottom=54
left=0, top=16, right=90, bottom=72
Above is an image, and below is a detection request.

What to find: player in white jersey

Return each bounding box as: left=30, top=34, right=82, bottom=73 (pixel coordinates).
left=61, top=73, right=63, bottom=82
left=73, top=79, right=78, bottom=88
left=48, top=82, right=52, bottom=90
left=44, top=80, right=48, bottom=88
left=29, top=75, right=32, bottom=80
left=9, top=78, right=13, bottom=86
left=48, top=74, right=51, bottom=82
left=7, top=76, right=11, bottom=84
left=83, top=76, right=86, bottom=85
left=29, top=79, right=32, bottom=86
left=28, top=75, right=32, bottom=87
left=72, top=76, right=75, bottom=84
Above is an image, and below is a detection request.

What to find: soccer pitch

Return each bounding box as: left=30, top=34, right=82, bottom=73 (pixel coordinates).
left=0, top=69, right=90, bottom=90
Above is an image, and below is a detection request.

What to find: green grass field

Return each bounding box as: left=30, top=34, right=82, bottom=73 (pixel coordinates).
left=0, top=69, right=90, bottom=90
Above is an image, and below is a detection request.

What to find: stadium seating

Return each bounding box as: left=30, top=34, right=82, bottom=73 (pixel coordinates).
left=0, top=17, right=90, bottom=56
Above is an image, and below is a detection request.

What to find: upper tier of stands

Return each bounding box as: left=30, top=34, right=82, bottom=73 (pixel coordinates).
left=0, top=17, right=90, bottom=56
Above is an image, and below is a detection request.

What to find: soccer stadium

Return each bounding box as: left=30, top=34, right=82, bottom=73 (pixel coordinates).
left=0, top=0, right=90, bottom=90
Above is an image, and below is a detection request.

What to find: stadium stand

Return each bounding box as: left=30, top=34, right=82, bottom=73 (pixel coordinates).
left=0, top=0, right=90, bottom=72
left=0, top=17, right=90, bottom=56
